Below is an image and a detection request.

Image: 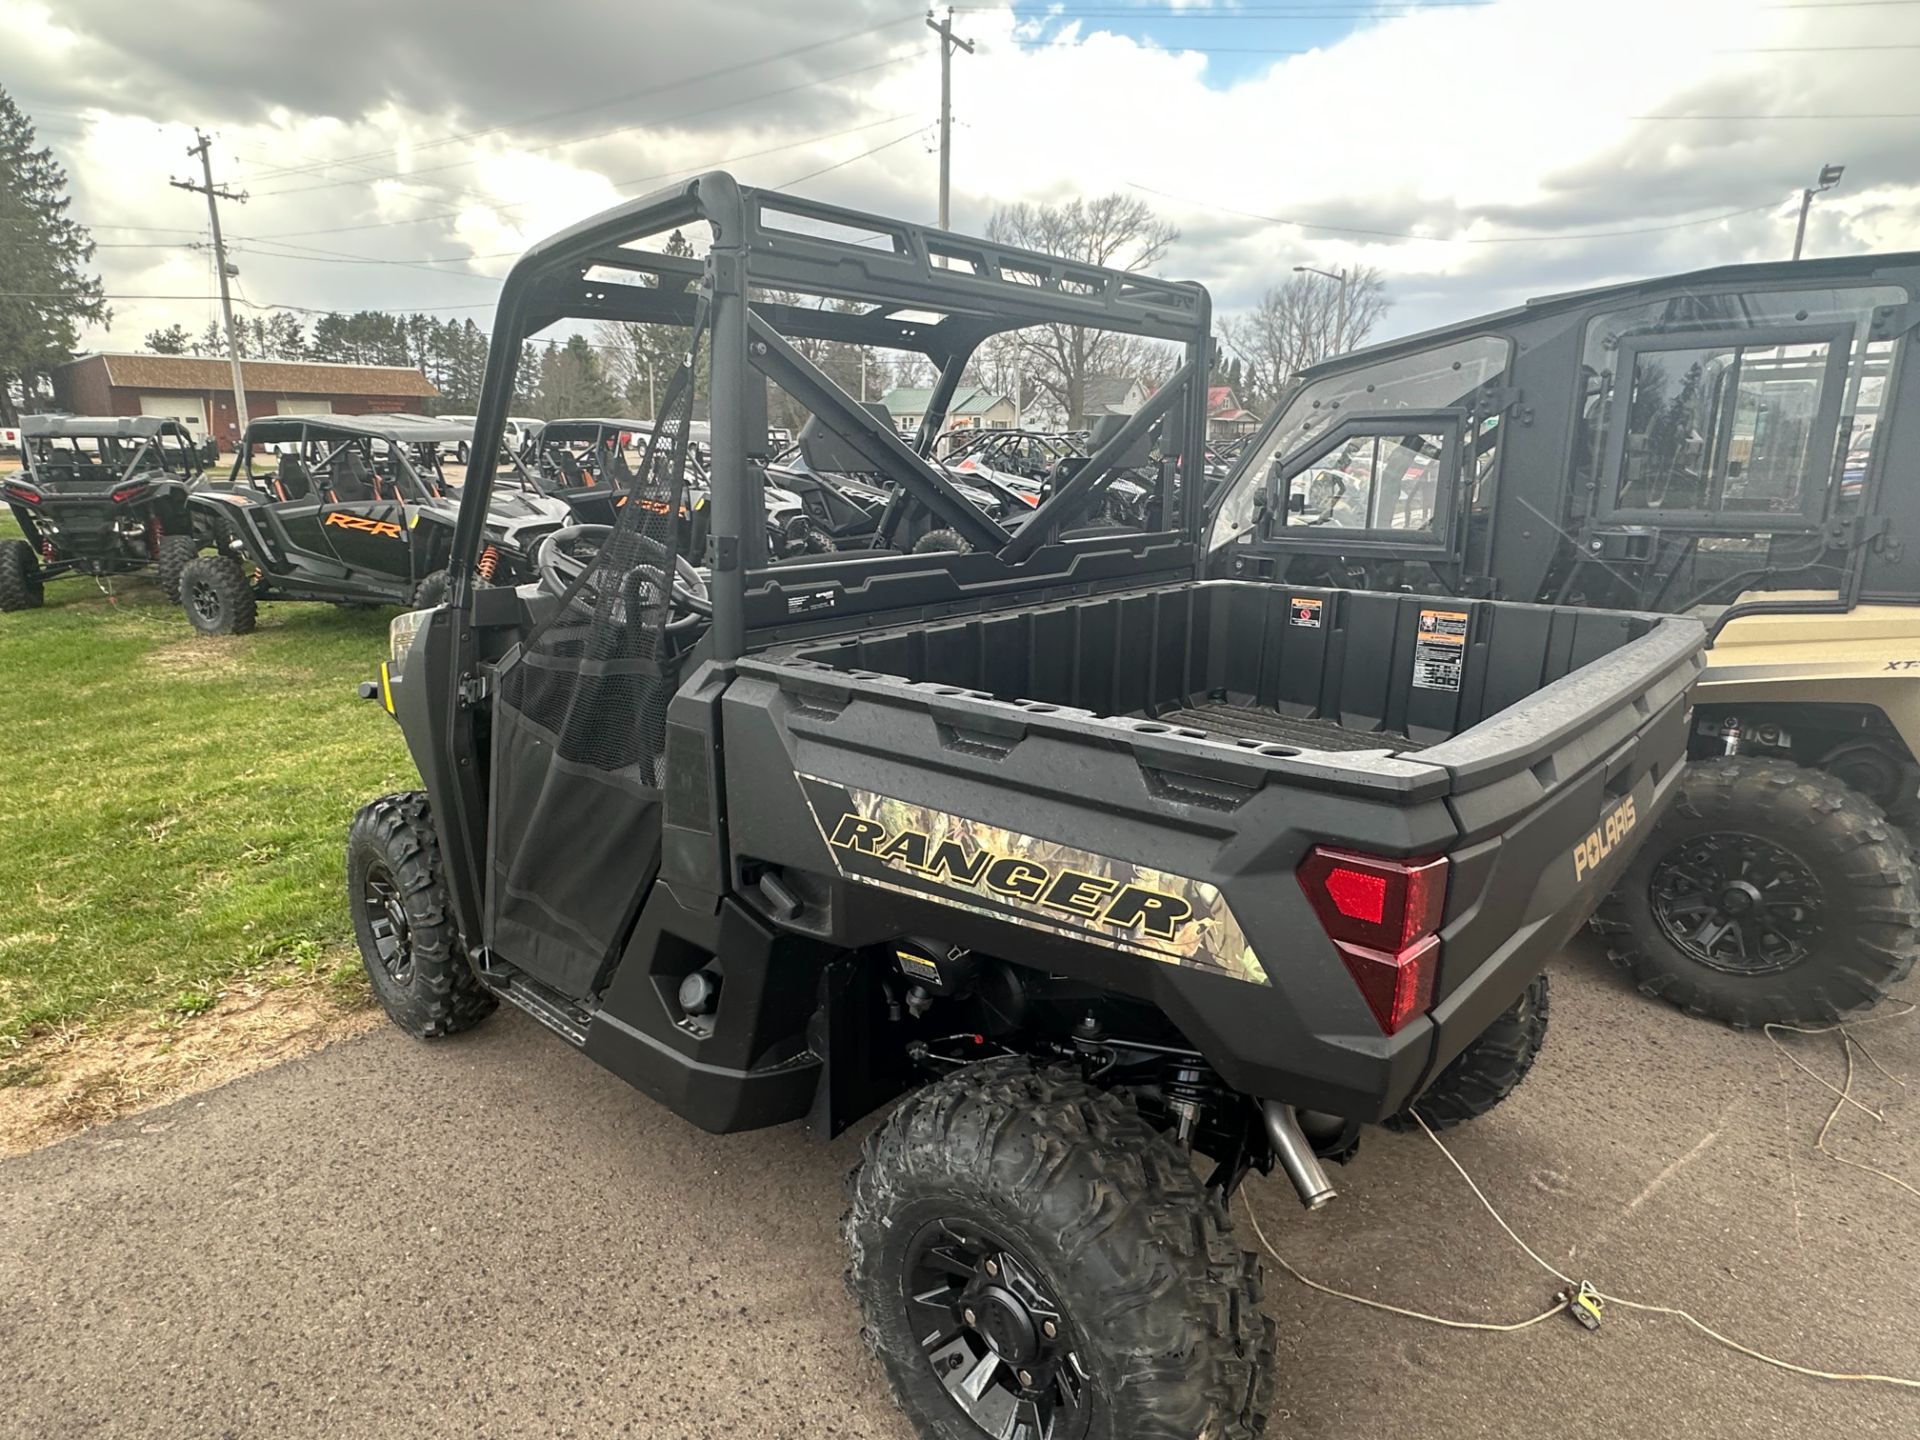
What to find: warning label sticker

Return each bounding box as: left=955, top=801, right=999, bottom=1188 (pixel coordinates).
left=1289, top=596, right=1323, bottom=628
left=1413, top=608, right=1469, bottom=692
left=786, top=586, right=837, bottom=616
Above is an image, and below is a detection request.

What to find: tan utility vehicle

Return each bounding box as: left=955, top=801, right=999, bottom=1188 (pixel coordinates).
left=1211, top=252, right=1920, bottom=1025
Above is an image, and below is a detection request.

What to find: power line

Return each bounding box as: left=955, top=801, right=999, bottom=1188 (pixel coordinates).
left=993, top=39, right=1920, bottom=55
left=1633, top=111, right=1920, bottom=120
left=776, top=123, right=933, bottom=189
left=957, top=3, right=1495, bottom=14
left=972, top=0, right=1919, bottom=9
left=247, top=53, right=921, bottom=201
left=243, top=111, right=922, bottom=241
left=239, top=13, right=924, bottom=184
left=1123, top=180, right=1786, bottom=244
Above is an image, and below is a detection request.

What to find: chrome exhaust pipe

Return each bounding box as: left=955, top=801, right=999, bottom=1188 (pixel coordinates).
left=1263, top=1102, right=1337, bottom=1210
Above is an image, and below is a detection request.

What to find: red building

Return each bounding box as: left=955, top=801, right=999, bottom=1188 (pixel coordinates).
left=51, top=353, right=439, bottom=451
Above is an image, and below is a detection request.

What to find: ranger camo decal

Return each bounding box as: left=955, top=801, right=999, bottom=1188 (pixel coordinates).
left=800, top=778, right=1268, bottom=986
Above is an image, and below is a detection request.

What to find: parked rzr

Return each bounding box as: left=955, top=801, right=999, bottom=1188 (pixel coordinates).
left=527, top=416, right=713, bottom=557
left=766, top=406, right=1033, bottom=557
left=1, top=415, right=206, bottom=610
left=177, top=414, right=567, bottom=635
left=347, top=173, right=1705, bottom=1439
left=1213, top=250, right=1920, bottom=1028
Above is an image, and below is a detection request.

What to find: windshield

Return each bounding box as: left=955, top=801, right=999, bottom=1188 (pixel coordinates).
left=1208, top=334, right=1510, bottom=550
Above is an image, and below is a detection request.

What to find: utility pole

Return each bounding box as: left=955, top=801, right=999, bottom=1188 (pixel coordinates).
left=1792, top=162, right=1846, bottom=261
left=926, top=8, right=974, bottom=230
left=171, top=131, right=249, bottom=440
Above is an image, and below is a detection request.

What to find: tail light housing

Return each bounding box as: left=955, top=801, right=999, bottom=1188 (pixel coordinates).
left=111, top=481, right=152, bottom=504
left=1297, top=847, right=1449, bottom=1035
left=4, top=479, right=42, bottom=505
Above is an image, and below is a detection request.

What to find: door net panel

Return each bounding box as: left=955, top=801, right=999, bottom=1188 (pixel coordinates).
left=486, top=322, right=705, bottom=996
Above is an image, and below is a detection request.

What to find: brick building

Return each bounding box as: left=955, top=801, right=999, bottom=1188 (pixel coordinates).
left=51, top=354, right=439, bottom=451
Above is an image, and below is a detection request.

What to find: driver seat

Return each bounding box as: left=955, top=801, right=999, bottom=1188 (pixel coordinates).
left=329, top=449, right=376, bottom=502
left=274, top=455, right=313, bottom=502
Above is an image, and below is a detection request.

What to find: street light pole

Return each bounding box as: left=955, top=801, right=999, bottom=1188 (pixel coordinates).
left=1294, top=264, right=1353, bottom=355
left=1792, top=162, right=1846, bottom=261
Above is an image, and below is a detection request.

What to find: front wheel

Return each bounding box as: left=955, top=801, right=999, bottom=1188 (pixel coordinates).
left=178, top=554, right=258, bottom=635
left=347, top=792, right=496, bottom=1039
left=845, top=1058, right=1275, bottom=1440
left=0, top=539, right=44, bottom=611
left=1590, top=758, right=1918, bottom=1026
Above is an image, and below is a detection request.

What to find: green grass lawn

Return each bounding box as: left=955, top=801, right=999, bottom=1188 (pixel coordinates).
left=0, top=512, right=413, bottom=1042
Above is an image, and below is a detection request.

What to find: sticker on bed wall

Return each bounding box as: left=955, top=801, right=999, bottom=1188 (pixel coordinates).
left=1413, top=608, right=1469, bottom=692
left=1289, top=596, right=1323, bottom=628
left=799, top=777, right=1270, bottom=986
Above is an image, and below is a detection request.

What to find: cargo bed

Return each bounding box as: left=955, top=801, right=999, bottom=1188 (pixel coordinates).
left=764, top=580, right=1694, bottom=786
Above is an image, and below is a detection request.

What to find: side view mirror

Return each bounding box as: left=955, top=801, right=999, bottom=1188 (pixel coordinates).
left=1288, top=491, right=1306, bottom=514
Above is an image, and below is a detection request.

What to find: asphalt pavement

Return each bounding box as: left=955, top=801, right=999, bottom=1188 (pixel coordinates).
left=3, top=941, right=1916, bottom=1440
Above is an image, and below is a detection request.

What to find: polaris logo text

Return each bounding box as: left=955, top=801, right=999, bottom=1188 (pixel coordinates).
left=1573, top=795, right=1638, bottom=882
left=324, top=512, right=402, bottom=539
left=828, top=814, right=1194, bottom=940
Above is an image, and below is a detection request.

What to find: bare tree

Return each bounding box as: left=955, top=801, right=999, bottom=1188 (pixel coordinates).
left=1219, top=267, right=1390, bottom=413
left=594, top=229, right=697, bottom=420
left=983, top=195, right=1179, bottom=424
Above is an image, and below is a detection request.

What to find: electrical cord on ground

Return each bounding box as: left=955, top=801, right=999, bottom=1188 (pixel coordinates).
left=1766, top=1002, right=1919, bottom=1202
left=1240, top=1201, right=1564, bottom=1333
left=1240, top=1074, right=1920, bottom=1392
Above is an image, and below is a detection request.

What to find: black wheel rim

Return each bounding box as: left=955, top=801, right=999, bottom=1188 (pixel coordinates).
left=903, top=1219, right=1091, bottom=1440
left=189, top=577, right=223, bottom=625
left=361, top=863, right=414, bottom=984
left=1650, top=830, right=1825, bottom=975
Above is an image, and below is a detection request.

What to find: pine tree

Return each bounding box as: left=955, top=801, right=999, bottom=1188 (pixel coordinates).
left=145, top=323, right=192, bottom=355
left=0, top=88, right=108, bottom=422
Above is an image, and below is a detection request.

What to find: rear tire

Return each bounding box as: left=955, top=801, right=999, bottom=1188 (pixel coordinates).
left=347, top=792, right=496, bottom=1039
left=155, top=534, right=199, bottom=603
left=412, top=569, right=450, bottom=608
left=1590, top=758, right=1918, bottom=1026
left=913, top=528, right=971, bottom=554
left=179, top=554, right=258, bottom=635
left=845, top=1057, right=1275, bottom=1440
left=0, top=539, right=44, bottom=611
left=1385, top=972, right=1549, bottom=1131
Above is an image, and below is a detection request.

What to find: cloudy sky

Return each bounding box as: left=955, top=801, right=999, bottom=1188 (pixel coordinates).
left=10, top=0, right=1920, bottom=352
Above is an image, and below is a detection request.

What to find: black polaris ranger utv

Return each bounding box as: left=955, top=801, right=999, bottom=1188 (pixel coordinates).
left=348, top=174, right=1704, bottom=1438
left=1, top=415, right=205, bottom=610
left=179, top=413, right=567, bottom=634
left=1211, top=252, right=1920, bottom=1027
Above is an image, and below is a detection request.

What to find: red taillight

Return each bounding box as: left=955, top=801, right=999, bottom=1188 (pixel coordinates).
left=111, top=482, right=152, bottom=504
left=4, top=480, right=42, bottom=505
left=1298, top=847, right=1449, bottom=1035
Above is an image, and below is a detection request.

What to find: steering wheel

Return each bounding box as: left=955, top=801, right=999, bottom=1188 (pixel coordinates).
left=532, top=524, right=711, bottom=618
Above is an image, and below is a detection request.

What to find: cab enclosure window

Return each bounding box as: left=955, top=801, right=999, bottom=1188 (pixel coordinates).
left=1600, top=326, right=1851, bottom=530
left=1268, top=412, right=1461, bottom=554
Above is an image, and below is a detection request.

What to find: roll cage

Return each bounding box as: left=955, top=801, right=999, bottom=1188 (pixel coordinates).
left=232, top=415, right=448, bottom=506
left=452, top=171, right=1214, bottom=660
left=530, top=418, right=651, bottom=492
left=22, top=415, right=203, bottom=486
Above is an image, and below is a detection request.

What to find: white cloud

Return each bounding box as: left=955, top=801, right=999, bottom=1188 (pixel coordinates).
left=10, top=0, right=1920, bottom=350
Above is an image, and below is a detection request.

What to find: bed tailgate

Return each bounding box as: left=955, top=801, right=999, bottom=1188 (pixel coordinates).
left=1416, top=612, right=1705, bottom=1074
